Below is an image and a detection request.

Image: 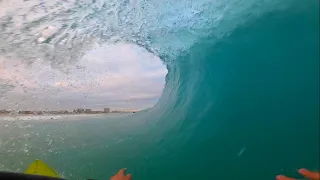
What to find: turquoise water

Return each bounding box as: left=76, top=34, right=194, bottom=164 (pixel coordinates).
left=0, top=0, right=319, bottom=179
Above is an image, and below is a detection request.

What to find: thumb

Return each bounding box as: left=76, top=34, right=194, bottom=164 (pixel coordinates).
left=298, top=169, right=320, bottom=180
left=117, top=168, right=127, bottom=175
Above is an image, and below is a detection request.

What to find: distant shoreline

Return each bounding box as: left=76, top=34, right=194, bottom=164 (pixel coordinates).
left=0, top=112, right=133, bottom=117
left=0, top=113, right=134, bottom=121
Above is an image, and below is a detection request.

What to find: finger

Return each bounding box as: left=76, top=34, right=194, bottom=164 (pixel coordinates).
left=298, top=169, right=320, bottom=180
left=117, top=168, right=127, bottom=175
left=276, top=175, right=297, bottom=180
left=126, top=174, right=132, bottom=180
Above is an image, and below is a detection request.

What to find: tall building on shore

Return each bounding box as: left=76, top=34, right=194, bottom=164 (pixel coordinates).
left=85, top=109, right=92, bottom=113
left=104, top=108, right=110, bottom=113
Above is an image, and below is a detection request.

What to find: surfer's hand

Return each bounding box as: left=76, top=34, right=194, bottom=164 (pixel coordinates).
left=277, top=168, right=319, bottom=180
left=111, top=168, right=132, bottom=180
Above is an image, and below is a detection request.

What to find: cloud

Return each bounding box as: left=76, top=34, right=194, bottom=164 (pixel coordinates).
left=0, top=43, right=167, bottom=111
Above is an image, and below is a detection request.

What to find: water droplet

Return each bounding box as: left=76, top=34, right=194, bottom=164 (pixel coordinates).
left=237, top=147, right=246, bottom=157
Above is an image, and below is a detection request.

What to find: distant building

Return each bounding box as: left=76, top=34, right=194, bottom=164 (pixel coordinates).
left=0, top=110, right=10, bottom=114
left=18, top=111, right=33, bottom=115
left=104, top=108, right=110, bottom=113
left=47, top=111, right=60, bottom=114
left=85, top=109, right=92, bottom=113
left=33, top=111, right=43, bottom=115
left=91, top=111, right=103, bottom=114
left=60, top=110, right=69, bottom=114
left=76, top=108, right=85, bottom=113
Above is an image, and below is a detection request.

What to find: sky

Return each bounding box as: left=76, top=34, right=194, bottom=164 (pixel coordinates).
left=0, top=43, right=167, bottom=111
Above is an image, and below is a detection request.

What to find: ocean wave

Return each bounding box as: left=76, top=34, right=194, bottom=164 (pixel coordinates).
left=0, top=0, right=318, bottom=179
left=0, top=0, right=291, bottom=66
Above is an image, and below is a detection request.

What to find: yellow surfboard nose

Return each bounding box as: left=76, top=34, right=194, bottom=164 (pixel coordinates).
left=25, top=159, right=60, bottom=178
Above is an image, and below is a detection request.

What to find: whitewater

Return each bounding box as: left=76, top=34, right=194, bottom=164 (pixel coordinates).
left=0, top=0, right=319, bottom=180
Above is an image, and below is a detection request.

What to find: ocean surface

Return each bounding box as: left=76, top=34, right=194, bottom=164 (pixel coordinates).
left=0, top=0, right=319, bottom=180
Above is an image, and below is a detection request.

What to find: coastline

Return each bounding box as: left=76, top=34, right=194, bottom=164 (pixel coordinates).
left=0, top=113, right=110, bottom=117
left=0, top=113, right=115, bottom=121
